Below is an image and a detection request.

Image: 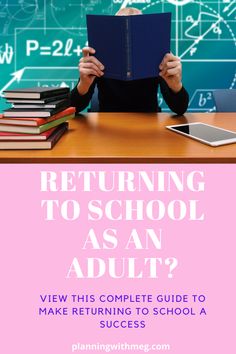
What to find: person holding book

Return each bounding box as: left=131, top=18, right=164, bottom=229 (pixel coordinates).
left=70, top=7, right=189, bottom=115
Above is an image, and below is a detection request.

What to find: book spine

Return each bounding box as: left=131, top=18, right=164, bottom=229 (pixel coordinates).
left=50, top=124, right=68, bottom=148
left=40, top=113, right=74, bottom=133
left=41, top=88, right=69, bottom=98
left=125, top=17, right=132, bottom=80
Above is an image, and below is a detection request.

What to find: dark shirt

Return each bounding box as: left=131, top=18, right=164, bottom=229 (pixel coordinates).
left=70, top=76, right=189, bottom=115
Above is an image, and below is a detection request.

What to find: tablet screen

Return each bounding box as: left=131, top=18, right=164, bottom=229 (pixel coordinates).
left=170, top=123, right=236, bottom=142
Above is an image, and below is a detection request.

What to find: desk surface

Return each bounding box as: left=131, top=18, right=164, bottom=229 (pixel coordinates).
left=0, top=112, right=236, bottom=163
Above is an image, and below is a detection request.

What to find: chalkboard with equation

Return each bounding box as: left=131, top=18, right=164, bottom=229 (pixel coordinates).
left=0, top=0, right=235, bottom=112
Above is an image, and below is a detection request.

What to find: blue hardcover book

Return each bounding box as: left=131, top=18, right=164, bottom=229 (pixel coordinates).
left=86, top=13, right=171, bottom=81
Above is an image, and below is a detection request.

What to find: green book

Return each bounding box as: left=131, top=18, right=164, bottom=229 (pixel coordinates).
left=0, top=114, right=74, bottom=134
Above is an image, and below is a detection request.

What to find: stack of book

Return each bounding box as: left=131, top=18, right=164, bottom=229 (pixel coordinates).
left=0, top=87, right=75, bottom=149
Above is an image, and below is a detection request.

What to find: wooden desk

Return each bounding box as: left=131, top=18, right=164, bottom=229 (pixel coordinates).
left=0, top=112, right=236, bottom=163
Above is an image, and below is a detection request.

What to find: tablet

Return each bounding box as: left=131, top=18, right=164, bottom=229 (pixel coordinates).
left=166, top=122, right=236, bottom=146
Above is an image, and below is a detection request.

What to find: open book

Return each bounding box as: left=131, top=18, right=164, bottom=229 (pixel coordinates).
left=86, top=12, right=171, bottom=81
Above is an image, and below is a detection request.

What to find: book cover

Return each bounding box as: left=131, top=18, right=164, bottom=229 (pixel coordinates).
left=7, top=94, right=70, bottom=104
left=0, top=107, right=75, bottom=127
left=13, top=98, right=70, bottom=109
left=0, top=113, right=74, bottom=134
left=3, top=87, right=70, bottom=99
left=87, top=13, right=171, bottom=81
left=3, top=106, right=69, bottom=118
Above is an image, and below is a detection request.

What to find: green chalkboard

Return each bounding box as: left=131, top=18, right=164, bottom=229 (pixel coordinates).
left=0, top=0, right=235, bottom=112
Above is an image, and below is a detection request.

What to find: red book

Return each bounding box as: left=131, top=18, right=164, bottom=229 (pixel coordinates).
left=0, top=126, right=58, bottom=141
left=0, top=107, right=75, bottom=126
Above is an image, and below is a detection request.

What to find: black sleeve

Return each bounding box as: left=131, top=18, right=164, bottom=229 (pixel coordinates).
left=159, top=77, right=189, bottom=115
left=69, top=80, right=96, bottom=113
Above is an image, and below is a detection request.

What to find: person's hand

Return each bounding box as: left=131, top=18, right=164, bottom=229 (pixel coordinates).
left=159, top=53, right=182, bottom=93
left=77, top=47, right=105, bottom=95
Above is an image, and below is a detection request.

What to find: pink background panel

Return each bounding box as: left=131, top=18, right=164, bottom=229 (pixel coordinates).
left=0, top=164, right=235, bottom=354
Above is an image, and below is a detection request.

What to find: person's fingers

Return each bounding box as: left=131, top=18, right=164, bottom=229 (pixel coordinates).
left=166, top=60, right=181, bottom=69
left=79, top=62, right=104, bottom=76
left=165, top=65, right=181, bottom=77
left=82, top=68, right=101, bottom=77
left=159, top=60, right=164, bottom=70
left=80, top=56, right=104, bottom=70
left=159, top=65, right=168, bottom=76
left=164, top=52, right=179, bottom=62
left=159, top=53, right=180, bottom=69
left=169, top=52, right=180, bottom=61
left=159, top=53, right=172, bottom=68
left=160, top=60, right=181, bottom=76
left=82, top=46, right=96, bottom=57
